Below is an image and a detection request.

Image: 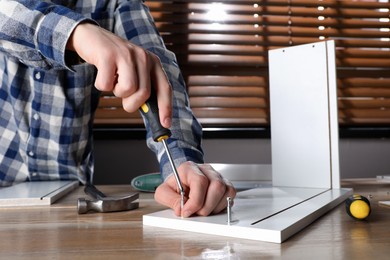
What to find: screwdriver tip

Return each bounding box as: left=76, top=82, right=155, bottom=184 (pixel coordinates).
left=180, top=191, right=185, bottom=218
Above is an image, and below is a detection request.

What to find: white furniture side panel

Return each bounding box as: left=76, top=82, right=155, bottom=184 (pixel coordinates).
left=326, top=41, right=341, bottom=189
left=269, top=41, right=337, bottom=189
left=0, top=181, right=79, bottom=206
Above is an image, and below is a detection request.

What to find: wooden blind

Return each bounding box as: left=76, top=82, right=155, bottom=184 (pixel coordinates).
left=94, top=0, right=390, bottom=127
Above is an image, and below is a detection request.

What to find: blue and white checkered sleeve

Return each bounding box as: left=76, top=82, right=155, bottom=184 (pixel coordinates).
left=0, top=0, right=90, bottom=69
left=113, top=0, right=205, bottom=180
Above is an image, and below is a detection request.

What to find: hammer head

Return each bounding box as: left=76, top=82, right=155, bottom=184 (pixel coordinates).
left=78, top=193, right=139, bottom=214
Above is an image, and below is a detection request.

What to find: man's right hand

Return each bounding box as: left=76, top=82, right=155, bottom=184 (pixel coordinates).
left=66, top=23, right=172, bottom=128
left=155, top=162, right=237, bottom=218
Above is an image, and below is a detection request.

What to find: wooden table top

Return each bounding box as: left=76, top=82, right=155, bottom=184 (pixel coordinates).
left=0, top=179, right=389, bottom=259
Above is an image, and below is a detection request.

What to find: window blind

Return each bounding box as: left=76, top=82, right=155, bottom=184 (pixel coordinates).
left=94, top=0, right=390, bottom=127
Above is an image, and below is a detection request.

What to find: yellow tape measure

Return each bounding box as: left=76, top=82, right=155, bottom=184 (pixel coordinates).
left=345, top=194, right=371, bottom=220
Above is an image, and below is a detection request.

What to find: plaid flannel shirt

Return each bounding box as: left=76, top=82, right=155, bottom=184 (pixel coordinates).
left=0, top=0, right=203, bottom=187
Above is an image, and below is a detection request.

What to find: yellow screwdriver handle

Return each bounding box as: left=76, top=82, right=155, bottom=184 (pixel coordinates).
left=139, top=89, right=171, bottom=142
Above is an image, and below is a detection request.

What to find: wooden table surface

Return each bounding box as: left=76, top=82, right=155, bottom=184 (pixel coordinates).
left=0, top=179, right=389, bottom=259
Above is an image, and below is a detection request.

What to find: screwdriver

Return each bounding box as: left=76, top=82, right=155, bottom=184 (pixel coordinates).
left=139, top=89, right=185, bottom=217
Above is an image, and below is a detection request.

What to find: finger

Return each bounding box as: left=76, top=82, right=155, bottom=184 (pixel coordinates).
left=94, top=60, right=118, bottom=92
left=112, top=57, right=138, bottom=98
left=211, top=179, right=236, bottom=214
left=194, top=164, right=228, bottom=216
left=180, top=162, right=209, bottom=218
left=150, top=55, right=172, bottom=128
left=121, top=48, right=151, bottom=112
left=154, top=179, right=184, bottom=217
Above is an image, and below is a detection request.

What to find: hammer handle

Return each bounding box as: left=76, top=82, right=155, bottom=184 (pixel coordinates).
left=84, top=184, right=106, bottom=200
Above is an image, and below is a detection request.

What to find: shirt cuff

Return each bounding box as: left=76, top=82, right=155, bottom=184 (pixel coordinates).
left=159, top=139, right=204, bottom=181
left=35, top=5, right=96, bottom=69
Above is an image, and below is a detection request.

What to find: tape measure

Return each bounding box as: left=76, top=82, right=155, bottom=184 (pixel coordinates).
left=345, top=194, right=371, bottom=220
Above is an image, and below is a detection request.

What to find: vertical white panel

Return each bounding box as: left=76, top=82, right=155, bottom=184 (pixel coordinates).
left=326, top=41, right=341, bottom=188
left=269, top=41, right=339, bottom=189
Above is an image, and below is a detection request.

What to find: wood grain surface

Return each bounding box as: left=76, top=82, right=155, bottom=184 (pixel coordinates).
left=0, top=179, right=389, bottom=259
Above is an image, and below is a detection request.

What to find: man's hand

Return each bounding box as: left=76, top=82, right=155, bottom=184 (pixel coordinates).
left=66, top=23, right=172, bottom=128
left=154, top=162, right=237, bottom=217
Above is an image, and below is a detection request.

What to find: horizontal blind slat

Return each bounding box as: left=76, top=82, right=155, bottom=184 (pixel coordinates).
left=339, top=99, right=390, bottom=109
left=190, top=97, right=267, bottom=108
left=193, top=107, right=268, bottom=118
left=189, top=86, right=267, bottom=97
left=338, top=88, right=390, bottom=98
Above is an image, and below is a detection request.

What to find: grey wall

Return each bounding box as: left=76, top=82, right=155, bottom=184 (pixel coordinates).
left=93, top=138, right=390, bottom=184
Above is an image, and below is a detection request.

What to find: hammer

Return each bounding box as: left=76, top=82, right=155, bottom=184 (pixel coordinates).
left=77, top=184, right=139, bottom=214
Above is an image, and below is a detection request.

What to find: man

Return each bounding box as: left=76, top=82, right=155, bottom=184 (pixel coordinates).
left=0, top=0, right=235, bottom=217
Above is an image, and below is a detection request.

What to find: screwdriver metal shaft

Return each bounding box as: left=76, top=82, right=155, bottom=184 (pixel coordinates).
left=161, top=139, right=185, bottom=217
